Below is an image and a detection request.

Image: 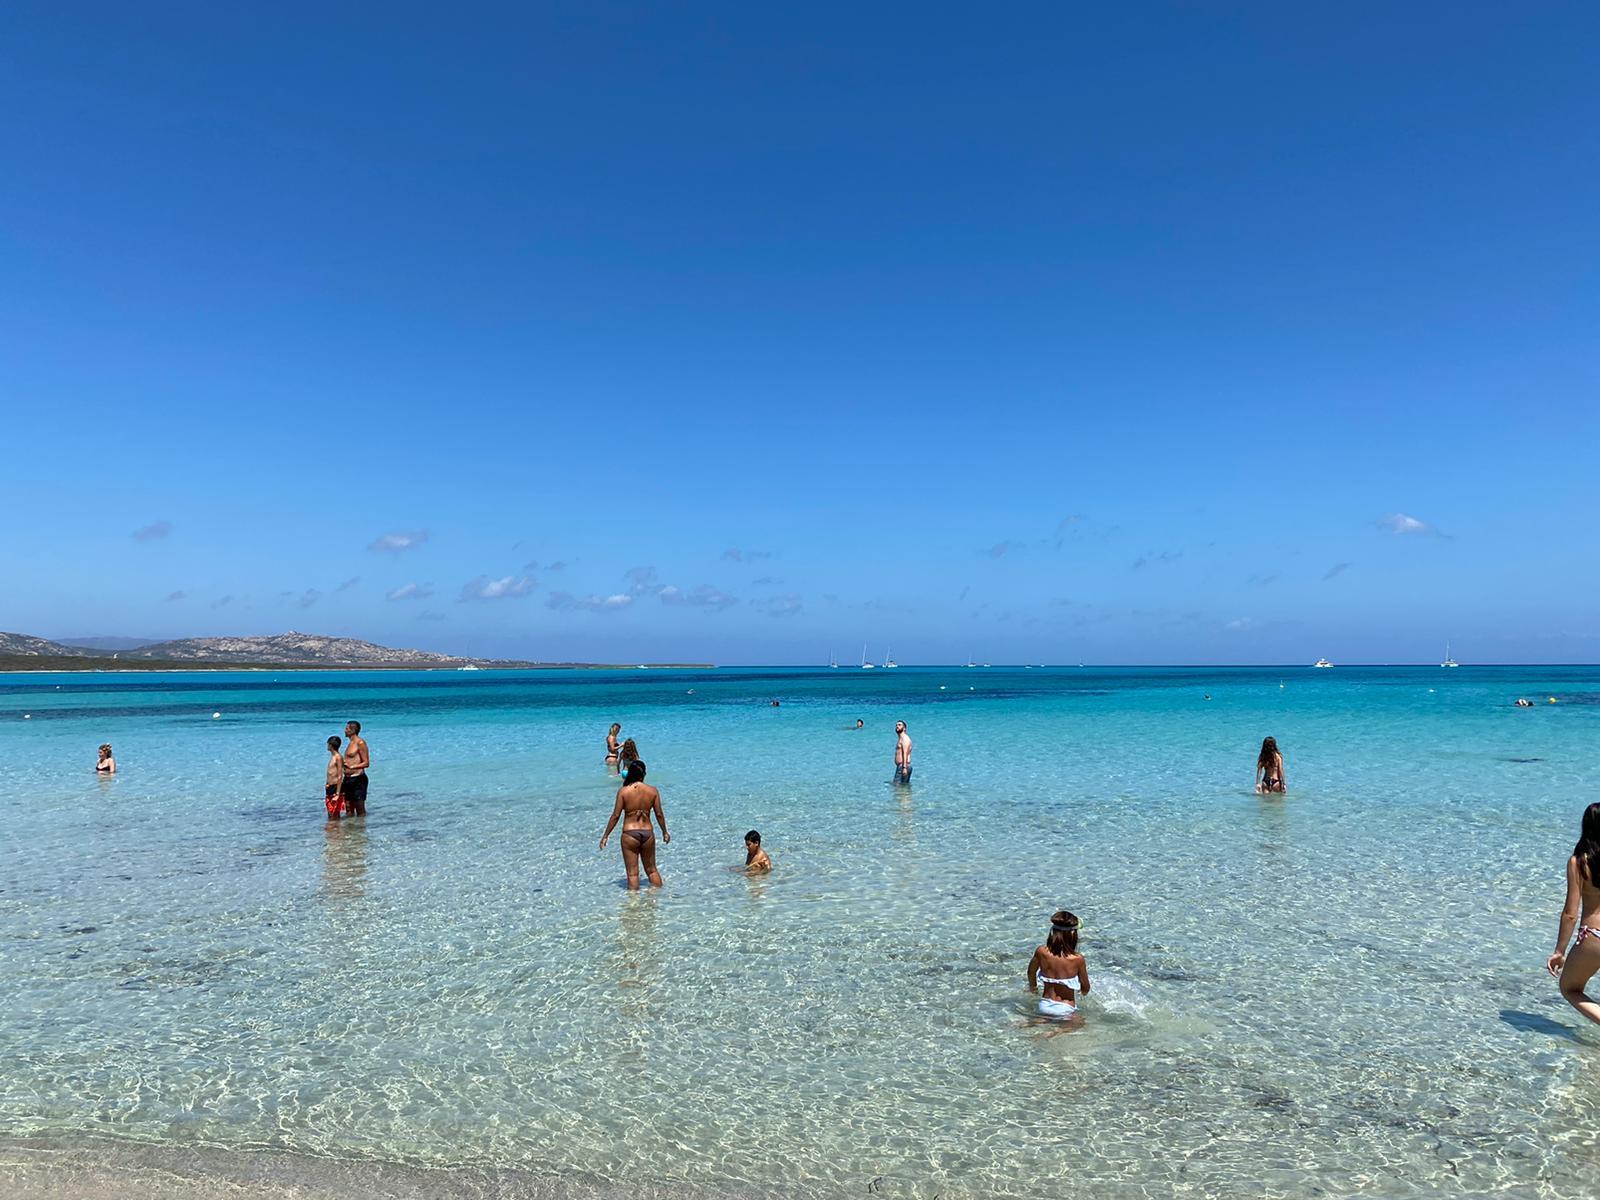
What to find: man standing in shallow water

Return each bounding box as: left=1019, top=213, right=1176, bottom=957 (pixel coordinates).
left=894, top=721, right=913, bottom=784
left=342, top=721, right=370, bottom=816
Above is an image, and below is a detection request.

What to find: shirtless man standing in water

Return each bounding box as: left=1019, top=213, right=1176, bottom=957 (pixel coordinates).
left=600, top=760, right=669, bottom=889
left=894, top=721, right=913, bottom=783
left=342, top=721, right=370, bottom=816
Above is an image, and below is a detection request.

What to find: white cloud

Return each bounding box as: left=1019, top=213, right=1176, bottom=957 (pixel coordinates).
left=368, top=531, right=430, bottom=553
left=1378, top=512, right=1438, bottom=536
left=133, top=520, right=172, bottom=542
left=547, top=591, right=634, bottom=613
left=386, top=582, right=433, bottom=601
left=761, top=593, right=803, bottom=618
left=460, top=574, right=535, bottom=602
left=1224, top=617, right=1258, bottom=631
left=662, top=584, right=737, bottom=611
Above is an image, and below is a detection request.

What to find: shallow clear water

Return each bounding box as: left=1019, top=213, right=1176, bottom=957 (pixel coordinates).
left=3, top=665, right=1600, bottom=1197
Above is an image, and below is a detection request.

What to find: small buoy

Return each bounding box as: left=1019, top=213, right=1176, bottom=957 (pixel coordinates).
left=212, top=711, right=222, bottom=719
left=22, top=713, right=31, bottom=719
left=1549, top=697, right=1558, bottom=704
left=938, top=685, right=946, bottom=690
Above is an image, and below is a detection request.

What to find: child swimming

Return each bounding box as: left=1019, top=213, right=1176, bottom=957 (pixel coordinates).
left=1027, top=910, right=1090, bottom=1019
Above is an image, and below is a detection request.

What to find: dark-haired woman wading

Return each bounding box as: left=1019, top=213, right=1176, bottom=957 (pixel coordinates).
left=1255, top=737, right=1286, bottom=794
left=1027, top=910, right=1090, bottom=1020
left=1548, top=803, right=1600, bottom=1026
left=601, top=760, right=669, bottom=890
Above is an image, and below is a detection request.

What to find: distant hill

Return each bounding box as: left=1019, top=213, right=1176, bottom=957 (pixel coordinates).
left=0, top=632, right=92, bottom=657
left=122, top=631, right=471, bottom=666
left=56, top=636, right=160, bottom=652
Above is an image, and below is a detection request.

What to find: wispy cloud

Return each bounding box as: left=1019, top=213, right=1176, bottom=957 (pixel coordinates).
left=132, top=520, right=172, bottom=542
left=751, top=575, right=781, bottom=587
left=624, top=566, right=661, bottom=596
left=1378, top=512, right=1443, bottom=537
left=722, top=547, right=773, bottom=563
left=1247, top=573, right=1279, bottom=587
left=660, top=584, right=738, bottom=611
left=1224, top=616, right=1259, bottom=631
left=985, top=540, right=1025, bottom=559
left=299, top=588, right=321, bottom=609
left=759, top=593, right=803, bottom=618
left=547, top=591, right=633, bottom=613
left=164, top=590, right=186, bottom=602
left=1053, top=515, right=1086, bottom=549
left=1323, top=561, right=1352, bottom=581
left=368, top=531, right=430, bottom=553
left=418, top=610, right=445, bottom=622
left=336, top=576, right=361, bottom=593
left=460, top=574, right=535, bottom=602
left=210, top=594, right=233, bottom=610
left=386, top=582, right=433, bottom=601
left=1132, top=550, right=1183, bottom=570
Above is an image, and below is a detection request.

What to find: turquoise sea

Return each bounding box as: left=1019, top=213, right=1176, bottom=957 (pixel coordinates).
left=3, top=665, right=1600, bottom=1198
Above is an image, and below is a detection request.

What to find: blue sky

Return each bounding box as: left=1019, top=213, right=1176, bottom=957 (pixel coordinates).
left=2, top=3, right=1595, bottom=664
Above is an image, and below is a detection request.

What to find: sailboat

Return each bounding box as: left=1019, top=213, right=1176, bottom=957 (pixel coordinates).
left=829, top=650, right=838, bottom=669
left=1441, top=642, right=1459, bottom=668
left=1313, top=658, right=1334, bottom=668
left=860, top=643, right=875, bottom=669
left=883, top=647, right=898, bottom=669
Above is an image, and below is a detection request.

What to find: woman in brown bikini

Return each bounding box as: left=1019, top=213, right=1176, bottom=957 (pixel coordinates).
left=600, top=760, right=669, bottom=890
left=605, top=723, right=622, bottom=771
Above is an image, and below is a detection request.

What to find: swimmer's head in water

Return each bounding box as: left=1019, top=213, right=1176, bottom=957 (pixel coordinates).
left=98, top=743, right=112, bottom=757
left=327, top=735, right=341, bottom=751
left=856, top=719, right=864, bottom=728
left=624, top=760, right=647, bottom=785
left=1047, top=910, right=1080, bottom=955
left=745, top=830, right=761, bottom=846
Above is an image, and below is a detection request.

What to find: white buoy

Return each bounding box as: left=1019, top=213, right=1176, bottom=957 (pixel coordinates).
left=212, top=712, right=221, bottom=719
left=22, top=713, right=31, bottom=719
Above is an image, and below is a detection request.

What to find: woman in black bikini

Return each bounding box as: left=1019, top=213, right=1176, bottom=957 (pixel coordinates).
left=600, top=760, right=669, bottom=890
left=1548, top=802, right=1600, bottom=1027
left=1255, top=737, right=1286, bottom=794
left=605, top=723, right=622, bottom=771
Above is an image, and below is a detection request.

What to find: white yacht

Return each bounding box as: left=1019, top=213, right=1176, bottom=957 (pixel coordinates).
left=860, top=643, right=875, bottom=669
left=1313, top=658, right=1334, bottom=668
left=1441, top=642, right=1459, bottom=668
left=883, top=647, right=898, bottom=669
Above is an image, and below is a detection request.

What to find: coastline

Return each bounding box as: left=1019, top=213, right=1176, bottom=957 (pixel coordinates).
left=0, top=662, right=716, bottom=674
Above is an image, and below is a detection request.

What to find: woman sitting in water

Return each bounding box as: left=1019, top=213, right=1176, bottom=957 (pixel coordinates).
left=96, top=744, right=116, bottom=774
left=600, top=760, right=669, bottom=890
left=1255, top=736, right=1286, bottom=794
left=1027, top=910, right=1090, bottom=1020
left=605, top=723, right=622, bottom=768
left=1547, top=802, right=1600, bottom=1027
left=618, top=737, right=639, bottom=774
